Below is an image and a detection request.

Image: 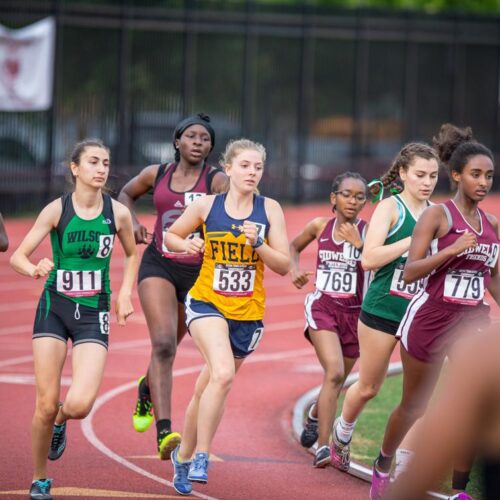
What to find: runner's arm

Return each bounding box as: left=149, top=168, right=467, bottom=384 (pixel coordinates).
left=403, top=205, right=477, bottom=284
left=251, top=198, right=290, bottom=276
left=210, top=170, right=230, bottom=194
left=361, top=198, right=409, bottom=270
left=9, top=199, right=61, bottom=278
left=117, top=164, right=160, bottom=243
left=486, top=214, right=500, bottom=305
left=113, top=200, right=140, bottom=325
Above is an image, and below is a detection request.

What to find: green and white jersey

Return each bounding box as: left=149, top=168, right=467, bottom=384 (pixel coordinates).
left=361, top=194, right=423, bottom=323
left=45, top=193, right=116, bottom=310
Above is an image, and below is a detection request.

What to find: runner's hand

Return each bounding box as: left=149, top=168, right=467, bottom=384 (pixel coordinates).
left=116, top=292, right=134, bottom=326
left=450, top=230, right=477, bottom=256
left=133, top=223, right=149, bottom=244
left=337, top=222, right=362, bottom=249
left=185, top=237, right=205, bottom=255
left=291, top=270, right=314, bottom=289
left=31, top=258, right=54, bottom=279
left=242, top=221, right=259, bottom=247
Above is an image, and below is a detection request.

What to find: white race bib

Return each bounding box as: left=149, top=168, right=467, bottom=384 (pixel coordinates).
left=389, top=267, right=420, bottom=299
left=213, top=264, right=256, bottom=297
left=56, top=270, right=102, bottom=297
left=443, top=270, right=484, bottom=305
left=342, top=243, right=361, bottom=262
left=184, top=192, right=205, bottom=206
left=96, top=234, right=114, bottom=258
left=316, top=269, right=357, bottom=298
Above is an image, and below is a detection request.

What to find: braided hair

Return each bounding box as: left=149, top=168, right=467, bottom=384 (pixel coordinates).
left=369, top=143, right=439, bottom=198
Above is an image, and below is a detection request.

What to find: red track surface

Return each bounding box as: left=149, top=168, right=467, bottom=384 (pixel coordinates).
left=1, top=197, right=499, bottom=499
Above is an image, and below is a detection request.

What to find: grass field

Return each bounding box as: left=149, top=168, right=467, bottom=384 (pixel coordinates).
left=338, top=374, right=482, bottom=497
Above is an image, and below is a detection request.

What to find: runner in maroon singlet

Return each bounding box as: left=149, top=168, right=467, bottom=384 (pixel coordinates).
left=370, top=124, right=500, bottom=500
left=290, top=172, right=369, bottom=468
left=117, top=113, right=228, bottom=459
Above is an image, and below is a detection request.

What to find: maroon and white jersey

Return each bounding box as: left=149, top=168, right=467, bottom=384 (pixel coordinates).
left=424, top=200, right=499, bottom=306
left=314, top=218, right=368, bottom=307
left=152, top=162, right=213, bottom=265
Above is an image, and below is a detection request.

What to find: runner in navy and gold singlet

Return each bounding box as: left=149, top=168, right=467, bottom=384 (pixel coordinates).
left=118, top=113, right=228, bottom=458
left=164, top=139, right=290, bottom=495
left=332, top=143, right=440, bottom=476
left=10, top=139, right=138, bottom=500
left=289, top=172, right=369, bottom=468
left=372, top=124, right=500, bottom=499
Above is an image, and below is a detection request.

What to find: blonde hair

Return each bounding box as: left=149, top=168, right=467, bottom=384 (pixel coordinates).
left=219, top=138, right=266, bottom=168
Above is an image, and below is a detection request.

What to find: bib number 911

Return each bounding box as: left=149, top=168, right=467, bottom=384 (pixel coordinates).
left=56, top=270, right=102, bottom=297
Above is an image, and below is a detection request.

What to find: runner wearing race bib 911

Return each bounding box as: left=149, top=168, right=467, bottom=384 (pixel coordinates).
left=373, top=124, right=500, bottom=500
left=289, top=171, right=369, bottom=468
left=164, top=139, right=290, bottom=495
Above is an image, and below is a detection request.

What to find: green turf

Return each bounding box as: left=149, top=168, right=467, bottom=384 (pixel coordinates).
left=335, top=374, right=482, bottom=497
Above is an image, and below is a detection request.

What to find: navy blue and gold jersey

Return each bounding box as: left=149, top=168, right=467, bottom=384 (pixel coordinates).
left=189, top=193, right=269, bottom=320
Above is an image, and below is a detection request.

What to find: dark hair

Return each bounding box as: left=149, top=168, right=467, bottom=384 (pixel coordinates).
left=173, top=112, right=215, bottom=162
left=331, top=171, right=367, bottom=212
left=432, top=123, right=493, bottom=175
left=368, top=142, right=439, bottom=197
left=70, top=138, right=109, bottom=166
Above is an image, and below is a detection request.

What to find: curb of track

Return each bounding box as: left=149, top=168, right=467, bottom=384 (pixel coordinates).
left=292, top=361, right=448, bottom=500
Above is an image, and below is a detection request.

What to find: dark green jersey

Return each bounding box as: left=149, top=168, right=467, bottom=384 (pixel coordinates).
left=45, top=193, right=116, bottom=309
left=361, top=194, right=422, bottom=323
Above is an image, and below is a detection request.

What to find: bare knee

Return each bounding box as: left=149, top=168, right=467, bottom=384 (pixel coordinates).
left=211, top=368, right=235, bottom=392
left=325, top=370, right=345, bottom=391
left=151, top=334, right=177, bottom=363
left=35, top=398, right=60, bottom=423
left=398, top=400, right=426, bottom=422
left=63, top=398, right=94, bottom=420
left=357, top=382, right=380, bottom=402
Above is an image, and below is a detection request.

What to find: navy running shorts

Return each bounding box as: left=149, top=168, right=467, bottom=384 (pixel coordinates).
left=184, top=294, right=264, bottom=358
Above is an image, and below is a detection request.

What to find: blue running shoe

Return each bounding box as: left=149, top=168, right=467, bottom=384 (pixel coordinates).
left=171, top=446, right=192, bottom=495
left=48, top=422, right=66, bottom=461
left=30, top=478, right=53, bottom=500
left=188, top=452, right=209, bottom=483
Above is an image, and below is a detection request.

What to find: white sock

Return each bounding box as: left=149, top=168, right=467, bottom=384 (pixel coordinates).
left=308, top=402, right=318, bottom=421
left=335, top=415, right=356, bottom=444
left=393, top=448, right=414, bottom=478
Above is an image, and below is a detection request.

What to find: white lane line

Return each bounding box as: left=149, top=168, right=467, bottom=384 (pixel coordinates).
left=81, top=347, right=312, bottom=498
left=0, top=355, right=34, bottom=368
left=0, top=374, right=72, bottom=385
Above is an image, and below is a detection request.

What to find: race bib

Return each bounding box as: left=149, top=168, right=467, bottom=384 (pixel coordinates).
left=486, top=243, right=499, bottom=268
left=342, top=243, right=361, bottom=262
left=443, top=270, right=484, bottom=305
left=184, top=192, right=205, bottom=206
left=56, top=270, right=101, bottom=297
left=213, top=264, right=256, bottom=297
left=316, top=268, right=357, bottom=298
left=390, top=267, right=420, bottom=299
left=96, top=234, right=114, bottom=258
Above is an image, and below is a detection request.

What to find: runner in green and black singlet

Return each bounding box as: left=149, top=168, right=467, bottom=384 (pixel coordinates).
left=10, top=139, right=138, bottom=500
left=331, top=143, right=440, bottom=477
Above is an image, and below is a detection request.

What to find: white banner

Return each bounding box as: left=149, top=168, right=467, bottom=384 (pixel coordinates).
left=0, top=17, right=55, bottom=111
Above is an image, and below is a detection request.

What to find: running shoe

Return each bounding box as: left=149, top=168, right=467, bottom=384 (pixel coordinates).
left=448, top=494, right=472, bottom=500
left=370, top=462, right=391, bottom=500
left=188, top=452, right=209, bottom=483
left=132, top=375, right=153, bottom=433
left=29, top=478, right=53, bottom=500
left=48, top=422, right=66, bottom=461
left=171, top=446, right=192, bottom=496
left=330, top=417, right=351, bottom=472
left=158, top=430, right=182, bottom=460
left=313, top=445, right=331, bottom=468
left=300, top=402, right=318, bottom=448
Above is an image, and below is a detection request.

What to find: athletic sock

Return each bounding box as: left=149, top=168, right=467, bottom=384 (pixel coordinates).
left=452, top=470, right=471, bottom=490
left=156, top=419, right=172, bottom=438
left=336, top=415, right=356, bottom=444
left=139, top=377, right=150, bottom=397
left=375, top=450, right=394, bottom=474
left=394, top=448, right=414, bottom=478
left=308, top=403, right=318, bottom=421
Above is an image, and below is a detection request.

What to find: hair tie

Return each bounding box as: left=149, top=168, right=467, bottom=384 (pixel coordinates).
left=367, top=178, right=384, bottom=204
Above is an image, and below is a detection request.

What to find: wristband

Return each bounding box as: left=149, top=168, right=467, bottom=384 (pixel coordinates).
left=251, top=236, right=264, bottom=249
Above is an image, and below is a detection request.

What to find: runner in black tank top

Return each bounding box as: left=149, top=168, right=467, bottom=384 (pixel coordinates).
left=117, top=114, right=228, bottom=459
